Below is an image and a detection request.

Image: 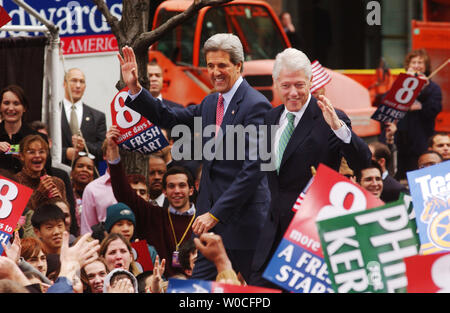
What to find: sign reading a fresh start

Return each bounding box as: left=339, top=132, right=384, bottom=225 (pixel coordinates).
left=110, top=88, right=168, bottom=154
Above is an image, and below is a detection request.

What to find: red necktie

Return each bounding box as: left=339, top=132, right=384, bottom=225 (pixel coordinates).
left=215, top=94, right=224, bottom=136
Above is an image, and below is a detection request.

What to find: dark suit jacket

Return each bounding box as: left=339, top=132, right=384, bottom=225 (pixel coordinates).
left=162, top=98, right=183, bottom=109
left=381, top=174, right=408, bottom=203
left=395, top=80, right=442, bottom=156
left=251, top=97, right=372, bottom=274
left=126, top=79, right=271, bottom=250
left=61, top=102, right=106, bottom=166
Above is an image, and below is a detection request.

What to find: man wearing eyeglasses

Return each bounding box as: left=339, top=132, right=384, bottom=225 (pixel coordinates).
left=61, top=68, right=106, bottom=168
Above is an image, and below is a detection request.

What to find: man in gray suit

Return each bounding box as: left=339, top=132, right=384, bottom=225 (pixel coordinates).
left=61, top=68, right=106, bottom=167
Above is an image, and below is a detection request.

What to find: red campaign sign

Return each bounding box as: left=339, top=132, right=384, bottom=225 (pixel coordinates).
left=0, top=176, right=33, bottom=252
left=381, top=73, right=427, bottom=111
left=405, top=252, right=450, bottom=293
left=284, top=164, right=384, bottom=258
left=131, top=240, right=153, bottom=272
left=0, top=6, right=12, bottom=28
left=110, top=87, right=168, bottom=154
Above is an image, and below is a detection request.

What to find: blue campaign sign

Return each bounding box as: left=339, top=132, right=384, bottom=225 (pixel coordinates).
left=263, top=238, right=333, bottom=293
left=0, top=0, right=123, bottom=54
left=407, top=160, right=450, bottom=255
left=167, top=278, right=212, bottom=293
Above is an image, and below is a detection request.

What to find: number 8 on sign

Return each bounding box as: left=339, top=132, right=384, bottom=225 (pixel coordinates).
left=114, top=91, right=141, bottom=129
left=394, top=77, right=420, bottom=104
left=0, top=180, right=18, bottom=219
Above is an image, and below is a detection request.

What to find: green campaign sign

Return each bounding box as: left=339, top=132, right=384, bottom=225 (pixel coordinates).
left=316, top=199, right=420, bottom=293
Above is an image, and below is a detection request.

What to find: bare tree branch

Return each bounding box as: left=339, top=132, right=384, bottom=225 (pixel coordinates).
left=91, top=0, right=123, bottom=41
left=133, top=0, right=232, bottom=53
left=96, top=0, right=231, bottom=90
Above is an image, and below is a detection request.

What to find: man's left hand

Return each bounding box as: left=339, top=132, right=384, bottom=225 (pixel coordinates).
left=192, top=213, right=218, bottom=236
left=317, top=95, right=342, bottom=130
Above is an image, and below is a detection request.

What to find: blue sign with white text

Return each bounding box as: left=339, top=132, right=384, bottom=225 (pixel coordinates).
left=263, top=238, right=333, bottom=293
left=407, top=160, right=450, bottom=255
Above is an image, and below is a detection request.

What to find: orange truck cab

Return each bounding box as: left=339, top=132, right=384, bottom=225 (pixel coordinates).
left=148, top=0, right=381, bottom=138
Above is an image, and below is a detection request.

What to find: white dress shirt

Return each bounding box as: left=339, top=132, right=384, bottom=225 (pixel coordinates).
left=63, top=98, right=83, bottom=129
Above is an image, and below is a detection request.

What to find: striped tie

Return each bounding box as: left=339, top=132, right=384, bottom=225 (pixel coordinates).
left=277, top=112, right=295, bottom=173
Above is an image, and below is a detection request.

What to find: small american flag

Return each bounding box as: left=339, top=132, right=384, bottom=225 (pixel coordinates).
left=0, top=5, right=11, bottom=29
left=292, top=176, right=314, bottom=213
left=310, top=60, right=331, bottom=93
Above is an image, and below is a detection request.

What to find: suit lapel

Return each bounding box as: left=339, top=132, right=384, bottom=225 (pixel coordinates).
left=80, top=103, right=92, bottom=136
left=220, top=79, right=248, bottom=134
left=60, top=101, right=72, bottom=142
left=279, top=99, right=319, bottom=170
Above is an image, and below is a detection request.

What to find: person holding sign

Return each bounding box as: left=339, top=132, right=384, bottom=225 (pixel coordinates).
left=249, top=48, right=371, bottom=289
left=106, top=125, right=197, bottom=278
left=118, top=33, right=271, bottom=282
left=381, top=49, right=442, bottom=180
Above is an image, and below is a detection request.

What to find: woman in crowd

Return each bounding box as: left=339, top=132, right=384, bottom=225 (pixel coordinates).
left=0, top=85, right=47, bottom=174
left=80, top=258, right=109, bottom=293
left=70, top=153, right=96, bottom=233
left=15, top=134, right=67, bottom=237
left=99, top=233, right=141, bottom=277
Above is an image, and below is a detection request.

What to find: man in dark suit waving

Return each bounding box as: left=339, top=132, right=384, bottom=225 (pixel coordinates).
left=61, top=68, right=106, bottom=167
left=118, top=33, right=271, bottom=281
left=249, top=48, right=372, bottom=288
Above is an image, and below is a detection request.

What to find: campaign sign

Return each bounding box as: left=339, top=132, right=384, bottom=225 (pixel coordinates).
left=167, top=278, right=281, bottom=293
left=0, top=176, right=33, bottom=254
left=317, top=199, right=420, bottom=293
left=404, top=252, right=450, bottom=293
left=263, top=164, right=384, bottom=293
left=406, top=160, right=450, bottom=255
left=371, top=73, right=426, bottom=123
left=110, top=88, right=169, bottom=155
left=131, top=240, right=153, bottom=272
left=0, top=5, right=11, bottom=28
left=0, top=0, right=122, bottom=55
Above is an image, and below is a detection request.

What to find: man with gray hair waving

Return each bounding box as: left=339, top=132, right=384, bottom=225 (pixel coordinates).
left=249, top=48, right=371, bottom=289
left=118, top=33, right=271, bottom=282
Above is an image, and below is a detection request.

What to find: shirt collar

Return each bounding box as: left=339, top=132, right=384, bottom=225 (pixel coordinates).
left=169, top=203, right=196, bottom=216
left=221, top=76, right=243, bottom=113
left=281, top=93, right=311, bottom=126
left=63, top=98, right=83, bottom=109
left=382, top=170, right=389, bottom=180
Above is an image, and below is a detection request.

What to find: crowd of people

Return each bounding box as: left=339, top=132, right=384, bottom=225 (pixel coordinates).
left=0, top=30, right=447, bottom=293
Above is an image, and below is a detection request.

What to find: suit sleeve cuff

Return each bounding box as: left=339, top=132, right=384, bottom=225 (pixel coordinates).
left=128, top=87, right=143, bottom=100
